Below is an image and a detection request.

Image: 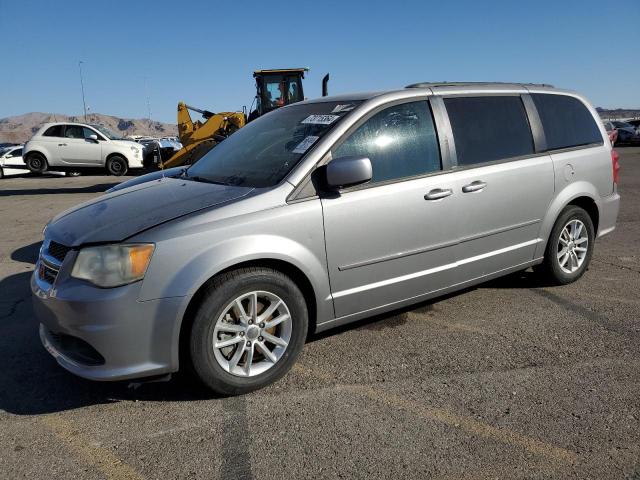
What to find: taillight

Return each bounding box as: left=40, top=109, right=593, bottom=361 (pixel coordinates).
left=611, top=149, right=620, bottom=184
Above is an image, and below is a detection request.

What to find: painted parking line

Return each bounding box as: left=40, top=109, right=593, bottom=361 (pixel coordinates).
left=294, top=364, right=577, bottom=465
left=39, top=414, right=145, bottom=480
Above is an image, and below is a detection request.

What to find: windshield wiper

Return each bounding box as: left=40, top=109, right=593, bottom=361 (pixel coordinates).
left=184, top=174, right=229, bottom=186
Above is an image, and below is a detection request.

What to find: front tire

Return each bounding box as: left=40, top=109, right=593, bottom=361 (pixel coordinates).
left=536, top=206, right=595, bottom=285
left=26, top=153, right=48, bottom=174
left=188, top=267, right=308, bottom=395
left=106, top=156, right=128, bottom=176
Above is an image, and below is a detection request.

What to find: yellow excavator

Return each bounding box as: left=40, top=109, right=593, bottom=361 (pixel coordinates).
left=161, top=68, right=329, bottom=169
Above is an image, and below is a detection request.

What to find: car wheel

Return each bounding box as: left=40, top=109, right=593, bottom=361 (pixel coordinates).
left=65, top=170, right=81, bottom=177
left=188, top=267, right=308, bottom=395
left=106, top=156, right=128, bottom=176
left=0, top=167, right=4, bottom=179
left=536, top=206, right=595, bottom=285
left=26, top=153, right=48, bottom=174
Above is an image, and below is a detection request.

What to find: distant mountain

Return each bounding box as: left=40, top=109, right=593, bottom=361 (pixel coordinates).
left=0, top=112, right=177, bottom=143
left=596, top=108, right=640, bottom=120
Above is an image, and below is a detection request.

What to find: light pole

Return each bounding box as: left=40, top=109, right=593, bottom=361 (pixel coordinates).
left=78, top=61, right=87, bottom=122
left=144, top=76, right=152, bottom=125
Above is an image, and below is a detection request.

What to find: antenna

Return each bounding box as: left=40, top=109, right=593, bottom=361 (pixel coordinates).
left=144, top=77, right=152, bottom=125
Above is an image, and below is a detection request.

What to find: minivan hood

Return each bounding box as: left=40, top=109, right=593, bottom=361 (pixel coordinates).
left=46, top=177, right=254, bottom=247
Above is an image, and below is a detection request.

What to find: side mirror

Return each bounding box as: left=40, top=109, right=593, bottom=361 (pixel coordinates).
left=88, top=134, right=99, bottom=142
left=325, top=155, right=372, bottom=190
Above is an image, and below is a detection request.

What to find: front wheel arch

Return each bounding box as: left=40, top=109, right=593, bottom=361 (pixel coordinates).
left=178, top=259, right=317, bottom=373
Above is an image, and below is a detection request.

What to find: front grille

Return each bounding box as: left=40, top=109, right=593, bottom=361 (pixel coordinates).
left=48, top=241, right=71, bottom=263
left=39, top=262, right=59, bottom=284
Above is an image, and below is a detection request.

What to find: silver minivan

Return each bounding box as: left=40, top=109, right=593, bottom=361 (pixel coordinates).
left=32, top=83, right=620, bottom=394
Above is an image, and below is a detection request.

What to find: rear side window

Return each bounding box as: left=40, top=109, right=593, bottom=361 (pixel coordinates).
left=64, top=125, right=85, bottom=138
left=43, top=125, right=64, bottom=137
left=333, top=101, right=441, bottom=184
left=445, top=96, right=534, bottom=166
left=531, top=94, right=603, bottom=150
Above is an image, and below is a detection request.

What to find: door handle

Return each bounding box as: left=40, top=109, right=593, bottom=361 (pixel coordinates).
left=58, top=143, right=67, bottom=146
left=462, top=180, right=487, bottom=193
left=424, top=188, right=453, bottom=200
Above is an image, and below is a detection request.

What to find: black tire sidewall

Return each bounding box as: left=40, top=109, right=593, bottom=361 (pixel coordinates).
left=107, top=156, right=128, bottom=176
left=545, top=206, right=595, bottom=284
left=189, top=269, right=308, bottom=395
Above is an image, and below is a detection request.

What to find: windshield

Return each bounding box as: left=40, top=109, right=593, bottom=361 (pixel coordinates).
left=90, top=124, right=125, bottom=140
left=187, top=100, right=361, bottom=188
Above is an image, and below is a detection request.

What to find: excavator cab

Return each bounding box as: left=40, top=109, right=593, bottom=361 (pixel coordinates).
left=250, top=68, right=308, bottom=121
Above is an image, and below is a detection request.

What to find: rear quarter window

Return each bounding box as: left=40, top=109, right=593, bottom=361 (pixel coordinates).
left=531, top=94, right=603, bottom=151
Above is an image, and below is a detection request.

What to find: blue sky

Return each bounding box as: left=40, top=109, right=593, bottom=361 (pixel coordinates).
left=1, top=0, right=638, bottom=123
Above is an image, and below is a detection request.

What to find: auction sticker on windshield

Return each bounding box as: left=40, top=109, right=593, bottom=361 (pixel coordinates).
left=292, top=136, right=319, bottom=154
left=302, top=114, right=340, bottom=125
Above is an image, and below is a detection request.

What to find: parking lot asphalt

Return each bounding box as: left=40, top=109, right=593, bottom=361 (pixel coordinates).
left=0, top=149, right=639, bottom=480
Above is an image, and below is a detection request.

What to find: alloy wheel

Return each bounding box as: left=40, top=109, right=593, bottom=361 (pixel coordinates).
left=212, top=291, right=292, bottom=377
left=557, top=219, right=589, bottom=274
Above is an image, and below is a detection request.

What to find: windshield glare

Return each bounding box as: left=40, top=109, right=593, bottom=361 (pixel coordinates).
left=90, top=124, right=124, bottom=140
left=187, top=101, right=361, bottom=188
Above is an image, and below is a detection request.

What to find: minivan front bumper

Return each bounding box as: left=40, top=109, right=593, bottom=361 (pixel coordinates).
left=31, top=272, right=187, bottom=381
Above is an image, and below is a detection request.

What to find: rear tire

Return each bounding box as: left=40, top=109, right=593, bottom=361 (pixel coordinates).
left=106, top=156, right=128, bottom=176
left=26, top=153, right=48, bottom=174
left=535, top=206, right=595, bottom=285
left=188, top=267, right=308, bottom=395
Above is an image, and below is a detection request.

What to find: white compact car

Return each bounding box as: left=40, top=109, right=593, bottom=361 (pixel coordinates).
left=0, top=145, right=29, bottom=178
left=23, top=123, right=144, bottom=176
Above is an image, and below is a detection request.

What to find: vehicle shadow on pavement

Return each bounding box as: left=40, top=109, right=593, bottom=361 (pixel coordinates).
left=0, top=267, right=216, bottom=416
left=0, top=183, right=120, bottom=197
left=308, top=269, right=552, bottom=342
left=11, top=241, right=42, bottom=264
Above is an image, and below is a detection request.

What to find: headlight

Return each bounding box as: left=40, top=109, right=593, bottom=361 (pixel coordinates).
left=71, top=244, right=155, bottom=288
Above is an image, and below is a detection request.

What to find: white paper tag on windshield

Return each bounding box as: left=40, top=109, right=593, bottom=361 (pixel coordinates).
left=301, top=114, right=340, bottom=125
left=292, top=136, right=319, bottom=154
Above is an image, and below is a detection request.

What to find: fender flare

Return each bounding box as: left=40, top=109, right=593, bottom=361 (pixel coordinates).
left=534, top=181, right=601, bottom=258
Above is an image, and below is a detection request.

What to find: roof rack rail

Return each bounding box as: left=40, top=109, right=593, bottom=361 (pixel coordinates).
left=405, top=81, right=555, bottom=89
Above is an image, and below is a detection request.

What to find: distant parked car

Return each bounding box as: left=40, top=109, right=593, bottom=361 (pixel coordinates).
left=626, top=119, right=640, bottom=133
left=603, top=121, right=618, bottom=145
left=0, top=145, right=29, bottom=178
left=610, top=121, right=639, bottom=144
left=23, top=123, right=144, bottom=176
left=137, top=138, right=183, bottom=169
left=0, top=142, right=18, bottom=150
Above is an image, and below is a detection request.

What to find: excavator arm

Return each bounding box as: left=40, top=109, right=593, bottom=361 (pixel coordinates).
left=160, top=102, right=246, bottom=169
